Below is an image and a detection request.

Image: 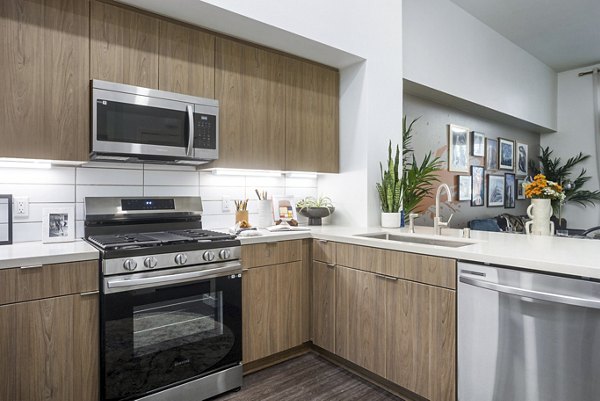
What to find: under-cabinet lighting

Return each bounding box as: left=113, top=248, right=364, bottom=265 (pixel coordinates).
left=211, top=169, right=282, bottom=177
left=0, top=159, right=52, bottom=169
left=286, top=172, right=318, bottom=179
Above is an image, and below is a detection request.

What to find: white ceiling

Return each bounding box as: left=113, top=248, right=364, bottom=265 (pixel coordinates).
left=449, top=0, right=600, bottom=72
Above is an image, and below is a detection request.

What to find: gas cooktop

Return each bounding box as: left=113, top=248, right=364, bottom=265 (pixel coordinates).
left=88, top=229, right=236, bottom=251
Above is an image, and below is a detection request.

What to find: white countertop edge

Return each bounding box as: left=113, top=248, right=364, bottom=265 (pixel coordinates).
left=0, top=239, right=99, bottom=269
left=237, top=226, right=600, bottom=280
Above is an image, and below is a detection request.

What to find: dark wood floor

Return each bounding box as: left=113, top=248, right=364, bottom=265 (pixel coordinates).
left=212, top=353, right=404, bottom=401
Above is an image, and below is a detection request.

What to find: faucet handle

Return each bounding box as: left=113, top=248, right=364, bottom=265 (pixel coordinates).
left=438, top=213, right=454, bottom=228
left=447, top=213, right=454, bottom=225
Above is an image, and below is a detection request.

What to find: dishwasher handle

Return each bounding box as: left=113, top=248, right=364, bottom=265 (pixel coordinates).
left=459, top=275, right=600, bottom=310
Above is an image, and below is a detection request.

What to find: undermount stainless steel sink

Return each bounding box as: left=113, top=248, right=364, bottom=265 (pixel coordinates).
left=354, top=232, right=473, bottom=248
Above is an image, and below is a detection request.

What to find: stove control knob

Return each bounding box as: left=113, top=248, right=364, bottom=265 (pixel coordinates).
left=123, top=259, right=137, bottom=271
left=219, top=249, right=231, bottom=260
left=175, top=253, right=188, bottom=265
left=144, top=257, right=158, bottom=269
left=203, top=251, right=215, bottom=262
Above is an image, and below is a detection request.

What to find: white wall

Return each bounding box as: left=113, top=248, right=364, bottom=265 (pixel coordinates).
left=403, top=0, right=557, bottom=131
left=541, top=64, right=600, bottom=228
left=0, top=164, right=318, bottom=243
left=118, top=0, right=404, bottom=227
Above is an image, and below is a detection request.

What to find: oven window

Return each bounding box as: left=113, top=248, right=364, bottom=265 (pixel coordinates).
left=133, top=293, right=223, bottom=357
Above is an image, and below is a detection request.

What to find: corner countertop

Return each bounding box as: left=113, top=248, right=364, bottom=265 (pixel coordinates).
left=0, top=240, right=99, bottom=269
left=237, top=226, right=600, bottom=280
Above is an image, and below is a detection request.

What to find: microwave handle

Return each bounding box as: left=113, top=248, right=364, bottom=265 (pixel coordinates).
left=186, top=104, right=194, bottom=157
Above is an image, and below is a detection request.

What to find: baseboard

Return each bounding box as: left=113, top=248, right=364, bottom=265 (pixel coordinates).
left=242, top=343, right=312, bottom=375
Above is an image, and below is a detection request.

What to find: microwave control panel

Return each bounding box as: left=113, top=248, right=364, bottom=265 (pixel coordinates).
left=194, top=113, right=217, bottom=150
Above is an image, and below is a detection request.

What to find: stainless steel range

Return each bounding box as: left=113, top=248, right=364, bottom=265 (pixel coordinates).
left=84, top=196, right=242, bottom=401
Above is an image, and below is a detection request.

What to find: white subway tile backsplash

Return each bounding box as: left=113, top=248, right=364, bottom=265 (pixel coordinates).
left=75, top=220, right=85, bottom=239
left=285, top=187, right=318, bottom=199
left=77, top=167, right=143, bottom=185
left=75, top=203, right=84, bottom=221
left=285, top=177, right=318, bottom=188
left=76, top=185, right=143, bottom=202
left=198, top=172, right=245, bottom=187
left=201, top=214, right=235, bottom=230
left=245, top=175, right=286, bottom=188
left=144, top=170, right=199, bottom=186
left=143, top=186, right=199, bottom=197
left=201, top=200, right=225, bottom=215
left=13, top=221, right=42, bottom=242
left=0, top=166, right=75, bottom=184
left=199, top=186, right=246, bottom=201
left=0, top=184, right=75, bottom=203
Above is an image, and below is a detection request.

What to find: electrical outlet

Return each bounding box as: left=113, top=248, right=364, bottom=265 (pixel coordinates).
left=14, top=196, right=29, bottom=217
left=222, top=196, right=232, bottom=213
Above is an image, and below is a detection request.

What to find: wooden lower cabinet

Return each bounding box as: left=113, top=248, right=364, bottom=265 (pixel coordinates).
left=311, top=261, right=335, bottom=353
left=385, top=280, right=456, bottom=401
left=335, top=266, right=386, bottom=377
left=243, top=261, right=306, bottom=363
left=0, top=293, right=99, bottom=401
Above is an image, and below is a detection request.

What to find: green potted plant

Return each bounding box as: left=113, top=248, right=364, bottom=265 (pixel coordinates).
left=376, top=117, right=442, bottom=227
left=296, top=196, right=335, bottom=226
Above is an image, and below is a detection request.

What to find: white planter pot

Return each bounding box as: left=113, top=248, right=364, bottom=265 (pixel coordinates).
left=525, top=198, right=555, bottom=236
left=381, top=212, right=401, bottom=228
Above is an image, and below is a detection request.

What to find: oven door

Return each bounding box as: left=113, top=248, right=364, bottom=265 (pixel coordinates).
left=101, top=262, right=242, bottom=401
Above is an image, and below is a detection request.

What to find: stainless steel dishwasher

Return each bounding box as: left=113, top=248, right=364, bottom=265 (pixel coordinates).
left=458, top=262, right=600, bottom=401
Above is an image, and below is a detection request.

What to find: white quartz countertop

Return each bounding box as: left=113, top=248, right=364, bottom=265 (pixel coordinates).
left=0, top=239, right=99, bottom=269
left=238, top=226, right=600, bottom=280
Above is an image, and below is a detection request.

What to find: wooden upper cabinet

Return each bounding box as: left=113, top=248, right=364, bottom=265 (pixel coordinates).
left=0, top=0, right=89, bottom=161
left=212, top=38, right=286, bottom=169
left=90, top=1, right=159, bottom=89
left=285, top=58, right=339, bottom=173
left=158, top=21, right=215, bottom=98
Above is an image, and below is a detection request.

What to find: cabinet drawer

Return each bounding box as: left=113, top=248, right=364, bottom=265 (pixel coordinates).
left=335, top=242, right=387, bottom=274
left=242, top=240, right=302, bottom=268
left=312, top=239, right=336, bottom=264
left=0, top=260, right=98, bottom=306
left=402, top=253, right=456, bottom=290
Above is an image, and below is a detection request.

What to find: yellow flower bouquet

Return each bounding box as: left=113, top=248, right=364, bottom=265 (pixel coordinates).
left=524, top=174, right=566, bottom=202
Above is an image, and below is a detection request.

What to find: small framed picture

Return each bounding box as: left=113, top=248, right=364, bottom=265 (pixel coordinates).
left=498, top=138, right=515, bottom=171
left=471, top=131, right=485, bottom=157
left=517, top=178, right=526, bottom=200
left=470, top=166, right=485, bottom=207
left=485, top=138, right=498, bottom=170
left=516, top=142, right=528, bottom=176
left=458, top=175, right=472, bottom=201
left=0, top=194, right=13, bottom=246
left=42, top=207, right=75, bottom=243
left=448, top=124, right=470, bottom=173
left=504, top=173, right=516, bottom=209
left=487, top=175, right=505, bottom=207
left=271, top=196, right=297, bottom=221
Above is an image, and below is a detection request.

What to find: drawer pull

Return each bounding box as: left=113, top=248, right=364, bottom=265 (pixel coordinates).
left=20, top=264, right=43, bottom=270
left=318, top=239, right=329, bottom=244
left=242, top=269, right=249, bottom=272
left=80, top=290, right=99, bottom=297
left=326, top=263, right=336, bottom=269
left=375, top=273, right=398, bottom=281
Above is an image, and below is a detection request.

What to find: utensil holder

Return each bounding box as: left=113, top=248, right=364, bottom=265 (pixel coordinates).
left=235, top=210, right=249, bottom=224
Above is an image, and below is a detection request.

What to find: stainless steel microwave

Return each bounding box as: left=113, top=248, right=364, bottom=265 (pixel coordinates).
left=91, top=80, right=218, bottom=165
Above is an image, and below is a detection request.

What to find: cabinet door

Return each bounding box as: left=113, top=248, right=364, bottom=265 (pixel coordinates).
left=311, top=261, right=335, bottom=353
left=158, top=21, right=214, bottom=98
left=285, top=58, right=339, bottom=173
left=242, top=261, right=306, bottom=363
left=213, top=38, right=285, bottom=169
left=0, top=0, right=89, bottom=161
left=386, top=280, right=456, bottom=401
left=335, top=266, right=386, bottom=377
left=312, top=239, right=336, bottom=264
left=0, top=293, right=99, bottom=401
left=90, top=1, right=159, bottom=89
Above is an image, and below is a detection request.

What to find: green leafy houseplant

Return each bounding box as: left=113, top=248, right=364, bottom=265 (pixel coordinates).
left=529, top=146, right=600, bottom=214
left=296, top=196, right=335, bottom=212
left=376, top=117, right=443, bottom=215
left=400, top=117, right=443, bottom=215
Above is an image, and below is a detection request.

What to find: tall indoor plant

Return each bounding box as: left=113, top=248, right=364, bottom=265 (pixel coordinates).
left=376, top=117, right=442, bottom=227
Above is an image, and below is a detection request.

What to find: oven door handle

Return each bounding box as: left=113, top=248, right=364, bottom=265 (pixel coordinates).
left=105, top=262, right=241, bottom=293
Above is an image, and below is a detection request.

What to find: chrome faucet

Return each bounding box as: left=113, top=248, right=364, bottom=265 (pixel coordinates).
left=408, top=213, right=419, bottom=233
left=434, top=183, right=453, bottom=235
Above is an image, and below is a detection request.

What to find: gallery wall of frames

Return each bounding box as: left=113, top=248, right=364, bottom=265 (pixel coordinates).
left=404, top=93, right=540, bottom=228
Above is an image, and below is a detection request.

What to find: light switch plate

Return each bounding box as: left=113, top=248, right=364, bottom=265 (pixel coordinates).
left=222, top=196, right=232, bottom=213
left=14, top=196, right=29, bottom=217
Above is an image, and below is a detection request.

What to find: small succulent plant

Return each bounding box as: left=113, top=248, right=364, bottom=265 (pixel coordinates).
left=296, top=196, right=334, bottom=212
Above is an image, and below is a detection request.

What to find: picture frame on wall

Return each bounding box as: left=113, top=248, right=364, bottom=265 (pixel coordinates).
left=516, top=142, right=528, bottom=176
left=471, top=131, right=485, bottom=157
left=42, top=207, right=75, bottom=243
left=458, top=175, right=472, bottom=201
left=471, top=166, right=485, bottom=206
left=448, top=124, right=470, bottom=173
left=517, top=178, right=526, bottom=200
left=0, top=194, right=13, bottom=246
left=487, top=174, right=505, bottom=207
left=498, top=138, right=515, bottom=171
left=485, top=138, right=498, bottom=170
left=505, top=173, right=516, bottom=209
